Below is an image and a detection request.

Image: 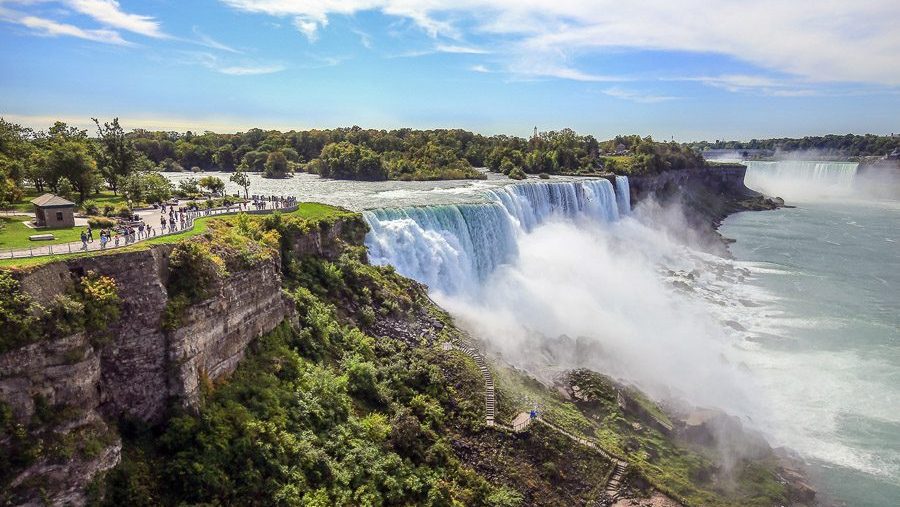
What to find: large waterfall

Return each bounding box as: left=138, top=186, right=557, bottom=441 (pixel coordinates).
left=744, top=160, right=859, bottom=200
left=364, top=178, right=626, bottom=294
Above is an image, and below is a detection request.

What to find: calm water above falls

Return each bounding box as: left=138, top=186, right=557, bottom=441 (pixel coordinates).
left=722, top=161, right=899, bottom=506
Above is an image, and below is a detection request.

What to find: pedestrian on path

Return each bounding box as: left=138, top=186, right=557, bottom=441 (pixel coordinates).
left=80, top=231, right=88, bottom=250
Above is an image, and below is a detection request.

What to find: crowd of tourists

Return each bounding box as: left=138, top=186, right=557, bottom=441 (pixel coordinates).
left=79, top=222, right=158, bottom=251
left=75, top=195, right=297, bottom=252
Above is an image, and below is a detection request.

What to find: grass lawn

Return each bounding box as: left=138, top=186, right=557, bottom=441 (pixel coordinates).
left=0, top=215, right=87, bottom=249
left=0, top=203, right=352, bottom=269
left=3, top=189, right=136, bottom=213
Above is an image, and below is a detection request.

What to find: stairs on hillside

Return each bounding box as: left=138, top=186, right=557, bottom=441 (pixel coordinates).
left=445, top=340, right=629, bottom=500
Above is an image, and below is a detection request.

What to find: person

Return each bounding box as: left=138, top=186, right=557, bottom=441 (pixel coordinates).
left=138, top=223, right=145, bottom=239
left=114, top=230, right=120, bottom=247
left=80, top=231, right=88, bottom=250
left=86, top=226, right=93, bottom=243
left=100, top=231, right=108, bottom=250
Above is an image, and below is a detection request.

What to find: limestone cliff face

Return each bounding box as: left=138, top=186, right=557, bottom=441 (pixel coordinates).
left=0, top=215, right=365, bottom=506
left=629, top=164, right=780, bottom=255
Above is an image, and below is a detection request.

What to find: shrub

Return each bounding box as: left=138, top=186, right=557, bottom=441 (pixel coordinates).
left=79, top=271, right=120, bottom=331
left=81, top=199, right=100, bottom=215
left=114, top=204, right=132, bottom=219
left=88, top=217, right=116, bottom=229
left=0, top=272, right=43, bottom=353
left=508, top=167, right=527, bottom=180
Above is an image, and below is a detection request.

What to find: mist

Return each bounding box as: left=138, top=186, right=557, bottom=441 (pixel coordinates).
left=432, top=201, right=765, bottom=422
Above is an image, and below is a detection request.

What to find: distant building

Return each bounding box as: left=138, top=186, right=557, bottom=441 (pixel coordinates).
left=31, top=193, right=76, bottom=228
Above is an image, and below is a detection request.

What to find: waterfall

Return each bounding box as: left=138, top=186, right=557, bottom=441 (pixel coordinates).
left=744, top=160, right=859, bottom=200
left=365, top=178, right=629, bottom=294
left=615, top=176, right=631, bottom=215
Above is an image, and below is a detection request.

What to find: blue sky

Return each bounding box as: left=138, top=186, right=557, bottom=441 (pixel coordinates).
left=1, top=0, right=898, bottom=140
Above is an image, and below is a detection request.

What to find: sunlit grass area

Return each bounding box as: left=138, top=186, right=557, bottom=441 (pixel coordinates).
left=0, top=215, right=87, bottom=249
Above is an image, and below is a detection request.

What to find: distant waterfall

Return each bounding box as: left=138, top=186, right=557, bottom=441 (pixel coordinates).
left=744, top=160, right=859, bottom=200
left=364, top=178, right=629, bottom=294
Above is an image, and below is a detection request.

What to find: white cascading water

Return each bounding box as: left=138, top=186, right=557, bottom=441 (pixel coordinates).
left=365, top=178, right=623, bottom=294
left=744, top=160, right=859, bottom=200
left=615, top=175, right=631, bottom=216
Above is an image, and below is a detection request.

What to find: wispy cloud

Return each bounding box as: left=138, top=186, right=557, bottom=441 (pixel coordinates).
left=65, top=0, right=165, bottom=38
left=351, top=27, right=372, bottom=49
left=9, top=13, right=129, bottom=45
left=602, top=87, right=677, bottom=103
left=678, top=74, right=819, bottom=97
left=185, top=51, right=286, bottom=75
left=435, top=44, right=489, bottom=54
left=191, top=26, right=240, bottom=53
left=293, top=14, right=326, bottom=41
left=470, top=64, right=491, bottom=73
left=216, top=0, right=900, bottom=86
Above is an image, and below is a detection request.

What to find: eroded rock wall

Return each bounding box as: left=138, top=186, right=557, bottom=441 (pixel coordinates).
left=0, top=214, right=366, bottom=505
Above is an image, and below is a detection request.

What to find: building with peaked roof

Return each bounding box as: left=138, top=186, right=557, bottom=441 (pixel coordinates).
left=31, top=193, right=76, bottom=228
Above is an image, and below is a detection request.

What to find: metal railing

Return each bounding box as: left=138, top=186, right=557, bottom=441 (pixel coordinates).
left=3, top=202, right=299, bottom=260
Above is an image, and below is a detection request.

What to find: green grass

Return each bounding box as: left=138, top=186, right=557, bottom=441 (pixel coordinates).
left=0, top=203, right=352, bottom=269
left=0, top=215, right=87, bottom=249
left=3, top=189, right=136, bottom=213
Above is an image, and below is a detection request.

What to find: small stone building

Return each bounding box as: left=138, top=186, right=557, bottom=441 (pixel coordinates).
left=32, top=193, right=76, bottom=228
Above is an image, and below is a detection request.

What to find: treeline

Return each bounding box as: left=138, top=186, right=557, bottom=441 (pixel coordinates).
left=126, top=127, right=705, bottom=180
left=1, top=117, right=711, bottom=207
left=689, top=134, right=900, bottom=157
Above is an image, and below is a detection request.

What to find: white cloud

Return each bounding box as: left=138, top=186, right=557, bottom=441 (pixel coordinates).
left=65, top=0, right=164, bottom=38
left=293, top=14, right=325, bottom=41
left=15, top=14, right=128, bottom=44
left=679, top=74, right=820, bottom=97
left=186, top=51, right=286, bottom=75
left=602, top=87, right=677, bottom=103
left=217, top=63, right=285, bottom=75
left=435, top=43, right=488, bottom=54
left=217, top=0, right=900, bottom=85
left=470, top=64, right=490, bottom=73
left=192, top=26, right=241, bottom=53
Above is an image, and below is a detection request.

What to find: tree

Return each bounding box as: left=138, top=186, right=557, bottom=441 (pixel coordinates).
left=47, top=140, right=98, bottom=202
left=145, top=173, right=173, bottom=203
left=314, top=142, right=387, bottom=181
left=178, top=177, right=200, bottom=196
left=214, top=145, right=236, bottom=171
left=93, top=118, right=136, bottom=194
left=198, top=175, right=225, bottom=196
left=229, top=170, right=251, bottom=198
left=263, top=151, right=289, bottom=179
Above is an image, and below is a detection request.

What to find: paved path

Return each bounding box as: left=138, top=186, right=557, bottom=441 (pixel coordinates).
left=1, top=202, right=297, bottom=260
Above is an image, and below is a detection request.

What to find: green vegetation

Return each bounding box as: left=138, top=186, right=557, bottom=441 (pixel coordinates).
left=3, top=117, right=712, bottom=196
left=0, top=215, right=86, bottom=249
left=689, top=133, right=900, bottom=157
left=99, top=244, right=519, bottom=505
left=0, top=269, right=120, bottom=354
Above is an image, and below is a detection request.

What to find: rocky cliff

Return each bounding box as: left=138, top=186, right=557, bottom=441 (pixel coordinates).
left=0, top=213, right=365, bottom=506
left=629, top=164, right=783, bottom=254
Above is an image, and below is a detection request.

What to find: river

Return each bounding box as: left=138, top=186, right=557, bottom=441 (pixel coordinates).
left=163, top=164, right=898, bottom=506
left=721, top=161, right=899, bottom=506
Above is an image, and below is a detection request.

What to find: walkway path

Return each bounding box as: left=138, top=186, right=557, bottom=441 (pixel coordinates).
left=1, top=202, right=298, bottom=260
left=445, top=339, right=630, bottom=502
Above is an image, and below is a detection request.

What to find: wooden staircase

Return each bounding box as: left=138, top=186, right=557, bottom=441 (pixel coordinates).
left=445, top=341, right=629, bottom=500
